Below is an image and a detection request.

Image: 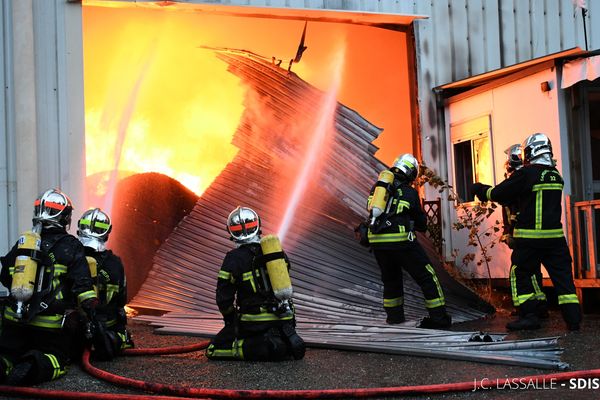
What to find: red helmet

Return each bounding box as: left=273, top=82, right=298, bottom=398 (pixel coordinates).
left=33, top=188, right=73, bottom=228
left=226, top=206, right=261, bottom=243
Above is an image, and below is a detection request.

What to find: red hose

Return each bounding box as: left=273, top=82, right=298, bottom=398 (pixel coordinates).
left=81, top=348, right=600, bottom=399
left=0, top=386, right=203, bottom=400
left=123, top=340, right=211, bottom=356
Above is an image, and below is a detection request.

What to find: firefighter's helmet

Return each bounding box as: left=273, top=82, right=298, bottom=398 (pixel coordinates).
left=522, top=133, right=553, bottom=166
left=391, top=153, right=419, bottom=182
left=78, top=208, right=112, bottom=242
left=227, top=206, right=261, bottom=243
left=33, top=188, right=73, bottom=228
left=504, top=144, right=523, bottom=174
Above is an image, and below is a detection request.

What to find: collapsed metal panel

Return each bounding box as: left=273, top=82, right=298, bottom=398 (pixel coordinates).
left=128, top=50, right=567, bottom=370
left=129, top=49, right=488, bottom=323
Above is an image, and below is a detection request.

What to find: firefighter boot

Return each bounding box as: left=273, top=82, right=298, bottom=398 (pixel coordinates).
left=506, top=313, right=541, bottom=331
left=419, top=306, right=452, bottom=329
left=5, top=359, right=34, bottom=386
left=385, top=306, right=405, bottom=325
left=536, top=301, right=550, bottom=319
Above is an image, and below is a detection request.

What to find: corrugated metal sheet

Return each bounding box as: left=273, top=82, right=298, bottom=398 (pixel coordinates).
left=129, top=49, right=491, bottom=324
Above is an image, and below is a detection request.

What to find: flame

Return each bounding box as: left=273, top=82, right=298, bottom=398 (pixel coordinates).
left=83, top=7, right=244, bottom=204
left=83, top=4, right=415, bottom=212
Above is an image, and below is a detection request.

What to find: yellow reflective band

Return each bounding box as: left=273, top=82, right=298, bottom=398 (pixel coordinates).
left=4, top=308, right=64, bottom=328
left=517, top=293, right=535, bottom=306
left=486, top=187, right=493, bottom=200
left=510, top=265, right=519, bottom=306
left=106, top=319, right=117, bottom=328
left=367, top=231, right=410, bottom=243
left=9, top=266, right=14, bottom=274
left=424, top=298, right=445, bottom=308
left=77, top=290, right=97, bottom=304
left=396, top=200, right=410, bottom=213
left=0, top=355, right=13, bottom=376
left=240, top=312, right=293, bottom=322
left=44, top=353, right=65, bottom=380
left=425, top=264, right=445, bottom=306
left=218, top=270, right=232, bottom=281
left=535, top=190, right=543, bottom=229
left=513, top=229, right=564, bottom=239
left=531, top=275, right=547, bottom=301
left=383, top=297, right=403, bottom=307
left=532, top=183, right=564, bottom=191
left=53, top=264, right=67, bottom=275
left=242, top=271, right=257, bottom=293
left=558, top=294, right=579, bottom=305
left=106, top=284, right=119, bottom=304
left=402, top=159, right=414, bottom=169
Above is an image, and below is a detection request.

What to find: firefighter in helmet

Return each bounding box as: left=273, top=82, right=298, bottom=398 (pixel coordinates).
left=472, top=133, right=581, bottom=331
left=0, top=188, right=97, bottom=385
left=77, top=208, right=133, bottom=360
left=501, top=144, right=548, bottom=317
left=367, top=154, right=451, bottom=329
left=206, top=206, right=305, bottom=361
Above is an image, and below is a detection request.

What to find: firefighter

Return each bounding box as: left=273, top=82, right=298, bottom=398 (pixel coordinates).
left=501, top=144, right=548, bottom=318
left=471, top=133, right=581, bottom=331
left=77, top=208, right=133, bottom=360
left=206, top=206, right=305, bottom=361
left=0, top=188, right=97, bottom=385
left=367, top=154, right=451, bottom=328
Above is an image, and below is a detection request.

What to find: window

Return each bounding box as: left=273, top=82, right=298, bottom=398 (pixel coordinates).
left=451, top=116, right=494, bottom=202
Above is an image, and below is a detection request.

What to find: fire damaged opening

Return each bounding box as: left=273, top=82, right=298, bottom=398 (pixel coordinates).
left=82, top=3, right=418, bottom=300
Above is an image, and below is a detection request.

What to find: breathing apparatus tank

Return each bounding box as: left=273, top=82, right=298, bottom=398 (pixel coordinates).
left=11, top=223, right=42, bottom=319
left=369, top=169, right=395, bottom=225
left=260, top=234, right=293, bottom=316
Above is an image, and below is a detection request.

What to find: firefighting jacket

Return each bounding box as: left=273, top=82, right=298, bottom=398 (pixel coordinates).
left=0, top=227, right=97, bottom=329
left=216, top=243, right=294, bottom=323
left=474, top=164, right=565, bottom=241
left=367, top=175, right=427, bottom=246
left=85, top=248, right=128, bottom=338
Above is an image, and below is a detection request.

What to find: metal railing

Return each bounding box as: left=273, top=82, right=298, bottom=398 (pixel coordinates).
left=566, top=196, right=600, bottom=279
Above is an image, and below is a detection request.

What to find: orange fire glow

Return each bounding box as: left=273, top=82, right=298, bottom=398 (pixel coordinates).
left=83, top=6, right=244, bottom=201
left=83, top=4, right=413, bottom=210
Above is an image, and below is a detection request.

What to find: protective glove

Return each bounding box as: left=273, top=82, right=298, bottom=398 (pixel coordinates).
left=80, top=297, right=99, bottom=315
left=470, top=182, right=490, bottom=202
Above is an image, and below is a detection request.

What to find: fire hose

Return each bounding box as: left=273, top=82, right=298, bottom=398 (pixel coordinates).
left=1, top=342, right=600, bottom=399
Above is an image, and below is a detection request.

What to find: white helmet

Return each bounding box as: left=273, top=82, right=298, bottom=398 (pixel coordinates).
left=504, top=144, right=523, bottom=174
left=522, top=133, right=554, bottom=166
left=78, top=208, right=112, bottom=251
left=33, top=188, right=73, bottom=228
left=391, top=153, right=419, bottom=182
left=226, top=206, right=261, bottom=244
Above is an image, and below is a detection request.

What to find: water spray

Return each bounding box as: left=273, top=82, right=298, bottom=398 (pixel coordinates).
left=277, top=45, right=346, bottom=243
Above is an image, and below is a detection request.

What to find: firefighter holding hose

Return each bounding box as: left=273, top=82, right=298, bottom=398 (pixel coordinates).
left=206, top=206, right=305, bottom=361
left=367, top=154, right=452, bottom=328
left=76, top=207, right=134, bottom=360
left=0, top=188, right=97, bottom=385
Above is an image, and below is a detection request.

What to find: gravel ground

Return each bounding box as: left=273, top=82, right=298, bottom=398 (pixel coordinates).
left=1, top=308, right=599, bottom=400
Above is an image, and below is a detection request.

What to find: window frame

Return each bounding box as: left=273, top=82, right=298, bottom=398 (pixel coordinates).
left=450, top=115, right=495, bottom=203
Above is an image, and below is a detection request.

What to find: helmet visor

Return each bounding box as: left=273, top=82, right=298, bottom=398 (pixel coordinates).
left=34, top=199, right=67, bottom=220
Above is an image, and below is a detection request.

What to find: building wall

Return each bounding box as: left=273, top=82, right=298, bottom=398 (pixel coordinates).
left=445, top=66, right=563, bottom=277
left=2, top=0, right=599, bottom=254
left=0, top=0, right=85, bottom=254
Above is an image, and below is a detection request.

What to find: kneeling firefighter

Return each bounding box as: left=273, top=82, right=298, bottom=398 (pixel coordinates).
left=77, top=208, right=134, bottom=361
left=0, top=189, right=97, bottom=385
left=206, top=206, right=305, bottom=361
left=367, top=154, right=451, bottom=328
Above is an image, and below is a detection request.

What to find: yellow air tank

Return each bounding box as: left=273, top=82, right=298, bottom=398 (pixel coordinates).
left=260, top=234, right=292, bottom=301
left=369, top=170, right=395, bottom=222
left=11, top=229, right=42, bottom=318
left=86, top=256, right=99, bottom=296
